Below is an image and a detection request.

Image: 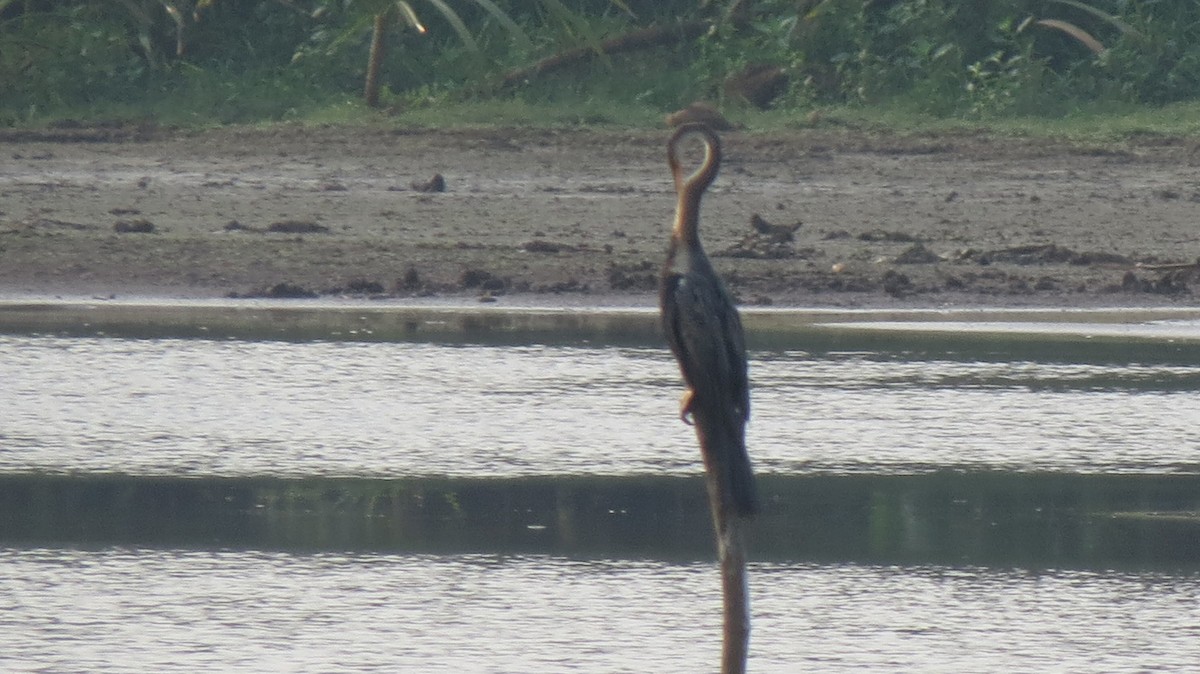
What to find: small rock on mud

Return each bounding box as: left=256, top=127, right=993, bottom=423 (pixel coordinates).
left=882, top=270, right=914, bottom=297
left=267, top=220, right=329, bottom=234
left=411, top=174, right=446, bottom=193
left=113, top=219, right=156, bottom=233
left=522, top=239, right=575, bottom=254
left=858, top=229, right=917, bottom=243
left=894, top=242, right=941, bottom=264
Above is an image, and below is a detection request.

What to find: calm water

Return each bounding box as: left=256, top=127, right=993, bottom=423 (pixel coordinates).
left=1, top=548, right=1198, bottom=673
left=3, top=334, right=1200, bottom=476
left=3, top=315, right=1200, bottom=671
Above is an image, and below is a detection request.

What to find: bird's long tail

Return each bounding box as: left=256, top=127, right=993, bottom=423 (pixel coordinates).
left=695, top=412, right=759, bottom=518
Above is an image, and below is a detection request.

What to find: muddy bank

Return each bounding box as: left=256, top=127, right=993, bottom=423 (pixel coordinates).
left=2, top=124, right=1200, bottom=308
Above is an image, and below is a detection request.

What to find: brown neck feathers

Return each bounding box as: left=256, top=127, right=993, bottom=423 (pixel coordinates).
left=668, top=123, right=722, bottom=246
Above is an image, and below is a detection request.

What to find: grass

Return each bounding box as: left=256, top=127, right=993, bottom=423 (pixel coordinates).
left=10, top=75, right=1200, bottom=147
left=734, top=98, right=1200, bottom=143
left=377, top=94, right=1200, bottom=145
left=387, top=95, right=667, bottom=128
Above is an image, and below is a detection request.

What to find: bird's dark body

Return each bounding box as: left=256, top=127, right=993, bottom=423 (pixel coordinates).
left=659, top=124, right=758, bottom=517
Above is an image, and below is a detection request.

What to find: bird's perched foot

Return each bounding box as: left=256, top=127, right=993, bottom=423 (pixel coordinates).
left=679, top=389, right=696, bottom=425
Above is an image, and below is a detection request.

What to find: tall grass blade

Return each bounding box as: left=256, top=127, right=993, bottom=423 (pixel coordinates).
left=469, top=0, right=533, bottom=52
left=422, top=0, right=480, bottom=52
left=319, top=11, right=376, bottom=53
left=538, top=0, right=612, bottom=68
left=396, top=1, right=427, bottom=34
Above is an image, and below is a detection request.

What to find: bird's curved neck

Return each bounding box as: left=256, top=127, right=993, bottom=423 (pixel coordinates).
left=668, top=125, right=722, bottom=250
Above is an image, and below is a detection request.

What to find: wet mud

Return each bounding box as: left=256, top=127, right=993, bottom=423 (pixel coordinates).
left=3, top=124, right=1200, bottom=308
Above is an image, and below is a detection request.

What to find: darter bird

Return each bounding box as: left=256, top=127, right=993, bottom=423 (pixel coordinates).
left=659, top=123, right=758, bottom=518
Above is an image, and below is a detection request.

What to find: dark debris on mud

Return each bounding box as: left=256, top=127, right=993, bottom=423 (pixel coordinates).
left=967, top=243, right=1133, bottom=267
left=228, top=282, right=319, bottom=299
left=267, top=220, right=330, bottom=234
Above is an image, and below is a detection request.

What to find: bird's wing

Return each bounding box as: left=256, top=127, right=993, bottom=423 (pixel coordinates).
left=660, top=273, right=689, bottom=364
left=663, top=274, right=749, bottom=420
left=718, top=296, right=750, bottom=422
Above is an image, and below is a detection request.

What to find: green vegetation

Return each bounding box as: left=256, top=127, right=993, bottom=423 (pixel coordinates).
left=4, top=0, right=1200, bottom=135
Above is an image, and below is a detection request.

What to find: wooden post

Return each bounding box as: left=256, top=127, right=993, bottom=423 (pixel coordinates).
left=696, top=424, right=751, bottom=674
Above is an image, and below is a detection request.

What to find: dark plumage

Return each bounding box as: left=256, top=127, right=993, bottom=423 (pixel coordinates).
left=659, top=123, right=758, bottom=517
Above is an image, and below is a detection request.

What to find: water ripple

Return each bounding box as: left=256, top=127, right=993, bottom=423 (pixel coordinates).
left=3, top=335, right=1199, bottom=477
left=1, top=548, right=1198, bottom=673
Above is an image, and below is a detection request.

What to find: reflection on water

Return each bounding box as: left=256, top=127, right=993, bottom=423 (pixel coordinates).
left=4, top=335, right=1200, bottom=476
left=4, top=473, right=1200, bottom=569
left=2, top=547, right=1199, bottom=673
left=4, top=307, right=1200, bottom=671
